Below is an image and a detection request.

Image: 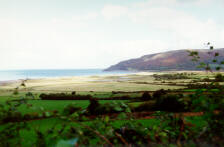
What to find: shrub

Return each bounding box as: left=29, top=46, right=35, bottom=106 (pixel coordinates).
left=95, top=102, right=127, bottom=115
left=153, top=89, right=166, bottom=99
left=25, top=92, right=34, bottom=99
left=40, top=93, right=92, bottom=100
left=112, top=91, right=117, bottom=94
left=23, top=114, right=32, bottom=120
left=87, top=99, right=100, bottom=115
left=20, top=82, right=26, bottom=87
left=215, top=73, right=224, bottom=82
left=71, top=91, right=76, bottom=95
left=29, top=112, right=40, bottom=119
left=155, top=94, right=186, bottom=112
left=187, top=83, right=221, bottom=89
left=134, top=101, right=155, bottom=112
left=13, top=88, right=19, bottom=95
left=114, top=126, right=148, bottom=145
left=141, top=92, right=152, bottom=101
left=153, top=73, right=190, bottom=80
left=87, top=100, right=128, bottom=115
left=202, top=78, right=212, bottom=82
left=2, top=111, right=23, bottom=123
left=23, top=113, right=40, bottom=120
left=107, top=95, right=131, bottom=100
left=63, top=104, right=82, bottom=115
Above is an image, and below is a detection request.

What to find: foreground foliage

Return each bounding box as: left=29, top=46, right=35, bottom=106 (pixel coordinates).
left=1, top=85, right=224, bottom=146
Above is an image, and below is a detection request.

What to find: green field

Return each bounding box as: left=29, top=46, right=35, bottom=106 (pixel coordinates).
left=18, top=100, right=129, bottom=114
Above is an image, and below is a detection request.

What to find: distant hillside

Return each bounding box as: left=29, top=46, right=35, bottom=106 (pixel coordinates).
left=105, top=48, right=224, bottom=71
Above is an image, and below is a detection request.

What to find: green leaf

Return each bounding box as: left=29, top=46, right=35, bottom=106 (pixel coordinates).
left=71, top=112, right=79, bottom=119
left=125, top=107, right=131, bottom=113
left=117, top=112, right=127, bottom=119
left=159, top=132, right=167, bottom=137
left=120, top=102, right=128, bottom=108
left=114, top=106, right=122, bottom=111
left=45, top=112, right=51, bottom=117
left=105, top=115, right=110, bottom=123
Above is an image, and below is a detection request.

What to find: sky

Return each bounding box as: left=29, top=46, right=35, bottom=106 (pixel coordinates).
left=0, top=0, right=224, bottom=70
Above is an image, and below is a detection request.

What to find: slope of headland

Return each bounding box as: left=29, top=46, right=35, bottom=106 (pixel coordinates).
left=105, top=48, right=224, bottom=71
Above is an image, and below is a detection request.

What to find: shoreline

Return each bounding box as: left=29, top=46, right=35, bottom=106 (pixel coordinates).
left=0, top=69, right=139, bottom=83
left=0, top=70, right=213, bottom=86
left=0, top=71, right=158, bottom=84
left=0, top=71, right=184, bottom=92
left=0, top=71, right=216, bottom=92
left=0, top=70, right=213, bottom=84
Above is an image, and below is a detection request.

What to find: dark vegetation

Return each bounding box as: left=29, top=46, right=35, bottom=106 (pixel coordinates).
left=40, top=92, right=136, bottom=100
left=186, top=82, right=223, bottom=89
left=40, top=93, right=93, bottom=100
left=38, top=90, right=191, bottom=113
left=152, top=89, right=167, bottom=99
left=153, top=73, right=192, bottom=80
left=140, top=91, right=152, bottom=101
left=1, top=85, right=224, bottom=146
left=134, top=90, right=188, bottom=112
left=214, top=73, right=224, bottom=82
left=154, top=94, right=185, bottom=112
left=86, top=99, right=129, bottom=115
left=192, top=73, right=224, bottom=83
left=63, top=104, right=82, bottom=115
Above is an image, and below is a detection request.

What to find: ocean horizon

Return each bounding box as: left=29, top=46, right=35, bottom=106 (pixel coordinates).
left=0, top=69, right=136, bottom=82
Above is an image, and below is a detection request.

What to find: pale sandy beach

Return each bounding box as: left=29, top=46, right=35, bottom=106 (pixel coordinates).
left=0, top=72, right=185, bottom=92
left=1, top=71, right=216, bottom=93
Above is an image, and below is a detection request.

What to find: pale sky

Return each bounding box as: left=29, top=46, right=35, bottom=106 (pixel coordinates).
left=0, top=0, right=224, bottom=70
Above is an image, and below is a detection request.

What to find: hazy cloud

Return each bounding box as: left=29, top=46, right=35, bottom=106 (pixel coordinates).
left=101, top=4, right=128, bottom=20
left=0, top=0, right=223, bottom=69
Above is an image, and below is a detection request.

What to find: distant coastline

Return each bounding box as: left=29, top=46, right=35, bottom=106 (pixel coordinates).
left=0, top=69, right=136, bottom=82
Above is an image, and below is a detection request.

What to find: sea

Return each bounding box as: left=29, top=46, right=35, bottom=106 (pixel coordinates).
left=0, top=69, right=136, bottom=82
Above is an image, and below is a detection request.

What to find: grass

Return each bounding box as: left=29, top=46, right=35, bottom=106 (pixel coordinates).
left=0, top=91, right=140, bottom=102
left=0, top=92, right=40, bottom=102
left=0, top=95, right=24, bottom=102
left=13, top=100, right=128, bottom=114
left=0, top=92, right=130, bottom=117
left=17, top=100, right=89, bottom=114
left=128, top=101, right=144, bottom=107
